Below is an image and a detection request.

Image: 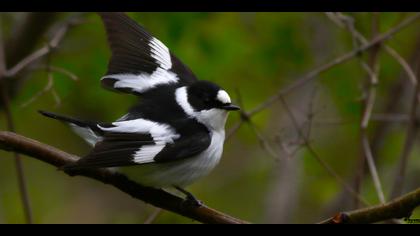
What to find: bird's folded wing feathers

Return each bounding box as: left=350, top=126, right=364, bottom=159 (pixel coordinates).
left=62, top=118, right=211, bottom=170
left=99, top=12, right=198, bottom=95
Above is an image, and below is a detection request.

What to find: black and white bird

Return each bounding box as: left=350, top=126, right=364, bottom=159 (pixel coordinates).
left=40, top=12, right=240, bottom=205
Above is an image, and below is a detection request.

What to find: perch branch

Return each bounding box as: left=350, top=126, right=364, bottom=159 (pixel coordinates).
left=0, top=131, right=248, bottom=224
left=320, top=187, right=420, bottom=224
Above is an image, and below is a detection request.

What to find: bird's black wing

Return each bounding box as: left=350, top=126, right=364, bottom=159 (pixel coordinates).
left=62, top=119, right=211, bottom=170
left=153, top=128, right=211, bottom=163
left=99, top=12, right=198, bottom=96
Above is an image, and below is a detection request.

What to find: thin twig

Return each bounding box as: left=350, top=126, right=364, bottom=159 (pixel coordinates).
left=4, top=14, right=83, bottom=78
left=5, top=13, right=57, bottom=68
left=361, top=133, right=386, bottom=203
left=0, top=88, right=33, bottom=224
left=20, top=73, right=54, bottom=108
left=51, top=88, right=61, bottom=108
left=247, top=13, right=420, bottom=118
left=390, top=64, right=420, bottom=199
left=358, top=12, right=386, bottom=204
left=0, top=131, right=248, bottom=224
left=327, top=12, right=420, bottom=209
left=234, top=89, right=280, bottom=159
left=226, top=13, right=420, bottom=140
left=278, top=96, right=370, bottom=206
left=20, top=51, right=64, bottom=108
left=247, top=121, right=280, bottom=160
left=311, top=113, right=410, bottom=126
left=304, top=87, right=318, bottom=140
left=28, top=65, right=79, bottom=81
left=327, top=12, right=418, bottom=86
left=48, top=66, right=78, bottom=81
left=0, top=18, right=33, bottom=224
left=371, top=113, right=410, bottom=123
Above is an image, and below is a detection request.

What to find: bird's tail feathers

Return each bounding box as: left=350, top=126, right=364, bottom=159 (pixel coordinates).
left=39, top=110, right=103, bottom=146
left=39, top=110, right=91, bottom=127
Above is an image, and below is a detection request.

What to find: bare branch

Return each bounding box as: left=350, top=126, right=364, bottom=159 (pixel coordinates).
left=226, top=14, right=420, bottom=143
left=326, top=12, right=420, bottom=210
left=328, top=12, right=418, bottom=86
left=390, top=65, right=420, bottom=199
left=5, top=13, right=57, bottom=68
left=358, top=12, right=386, bottom=204
left=20, top=72, right=54, bottom=108
left=5, top=46, right=50, bottom=78
left=0, top=131, right=248, bottom=224
left=5, top=21, right=73, bottom=78
left=0, top=87, right=33, bottom=223
left=247, top=121, right=280, bottom=160
left=320, top=187, right=420, bottom=224
left=371, top=113, right=410, bottom=123
left=247, top=13, right=420, bottom=118
left=361, top=133, right=386, bottom=203
left=47, top=66, right=79, bottom=81
left=279, top=96, right=370, bottom=206
left=4, top=14, right=84, bottom=79
left=226, top=120, right=243, bottom=141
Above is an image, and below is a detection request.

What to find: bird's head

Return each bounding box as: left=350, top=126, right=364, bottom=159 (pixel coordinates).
left=175, top=80, right=240, bottom=131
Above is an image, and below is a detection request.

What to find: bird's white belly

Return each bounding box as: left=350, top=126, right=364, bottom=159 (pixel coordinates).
left=119, top=130, right=225, bottom=188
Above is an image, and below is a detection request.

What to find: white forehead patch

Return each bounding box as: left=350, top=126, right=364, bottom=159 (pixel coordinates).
left=217, top=90, right=231, bottom=104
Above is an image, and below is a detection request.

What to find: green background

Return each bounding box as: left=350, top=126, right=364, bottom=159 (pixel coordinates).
left=0, top=12, right=419, bottom=223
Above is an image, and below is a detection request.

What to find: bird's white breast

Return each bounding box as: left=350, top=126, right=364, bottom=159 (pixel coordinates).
left=120, top=130, right=225, bottom=188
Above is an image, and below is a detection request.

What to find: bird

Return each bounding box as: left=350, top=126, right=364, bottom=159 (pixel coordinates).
left=40, top=12, right=240, bottom=206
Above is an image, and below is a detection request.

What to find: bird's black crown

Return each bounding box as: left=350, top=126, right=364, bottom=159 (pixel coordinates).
left=187, top=81, right=229, bottom=111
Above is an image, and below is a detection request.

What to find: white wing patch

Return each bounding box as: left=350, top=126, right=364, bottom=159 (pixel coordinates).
left=101, top=36, right=177, bottom=94
left=98, top=118, right=180, bottom=164
left=102, top=67, right=179, bottom=94
left=149, top=37, right=172, bottom=70
left=69, top=124, right=102, bottom=147
left=134, top=145, right=165, bottom=164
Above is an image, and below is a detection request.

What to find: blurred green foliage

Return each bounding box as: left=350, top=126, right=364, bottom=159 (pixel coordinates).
left=0, top=12, right=419, bottom=224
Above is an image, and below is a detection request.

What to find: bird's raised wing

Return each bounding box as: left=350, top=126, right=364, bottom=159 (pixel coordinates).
left=99, top=12, right=198, bottom=96
left=62, top=118, right=211, bottom=170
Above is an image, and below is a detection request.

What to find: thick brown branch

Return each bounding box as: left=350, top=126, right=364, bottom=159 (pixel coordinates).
left=320, top=187, right=420, bottom=224
left=0, top=131, right=248, bottom=224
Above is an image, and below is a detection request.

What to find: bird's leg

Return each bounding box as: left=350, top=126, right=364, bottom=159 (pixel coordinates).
left=174, top=186, right=203, bottom=207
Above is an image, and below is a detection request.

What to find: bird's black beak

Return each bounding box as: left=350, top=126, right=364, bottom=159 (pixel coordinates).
left=222, top=103, right=241, bottom=111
